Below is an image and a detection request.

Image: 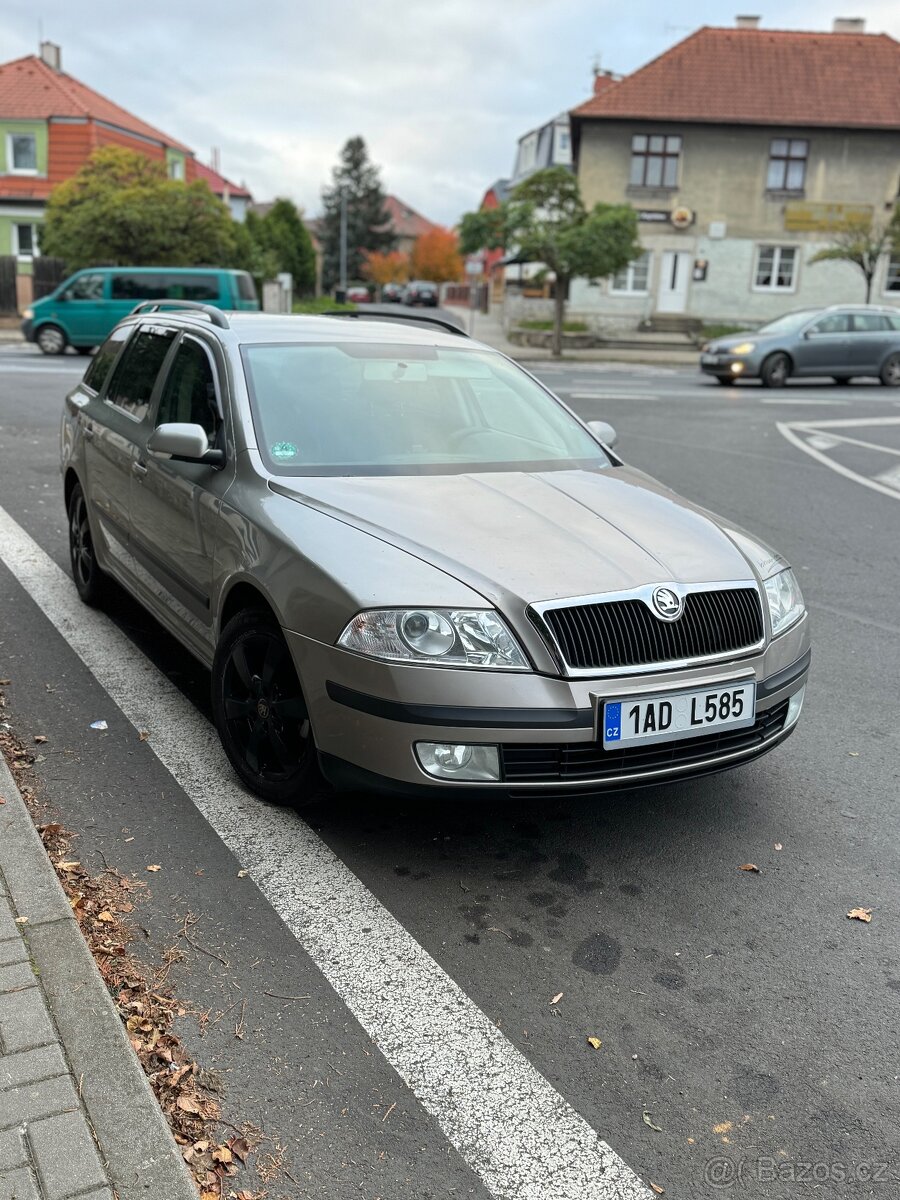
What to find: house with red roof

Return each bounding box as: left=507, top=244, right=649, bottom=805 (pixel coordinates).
left=381, top=195, right=440, bottom=257
left=193, top=159, right=253, bottom=222
left=568, top=17, right=900, bottom=327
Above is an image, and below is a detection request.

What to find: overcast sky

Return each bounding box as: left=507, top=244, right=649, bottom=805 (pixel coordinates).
left=3, top=1, right=898, bottom=225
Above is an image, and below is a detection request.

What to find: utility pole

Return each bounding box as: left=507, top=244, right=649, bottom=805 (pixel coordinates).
left=337, top=188, right=348, bottom=303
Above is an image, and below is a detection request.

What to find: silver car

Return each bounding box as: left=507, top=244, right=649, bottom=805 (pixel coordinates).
left=700, top=304, right=900, bottom=387
left=61, top=303, right=809, bottom=803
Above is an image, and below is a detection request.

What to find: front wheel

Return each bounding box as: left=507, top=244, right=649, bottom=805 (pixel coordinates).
left=67, top=483, right=107, bottom=605
left=212, top=611, right=320, bottom=805
left=36, top=324, right=67, bottom=356
left=761, top=352, right=790, bottom=388
left=880, top=353, right=900, bottom=387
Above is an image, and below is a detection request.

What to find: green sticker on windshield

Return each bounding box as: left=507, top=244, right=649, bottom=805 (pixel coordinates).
left=271, top=441, right=299, bottom=461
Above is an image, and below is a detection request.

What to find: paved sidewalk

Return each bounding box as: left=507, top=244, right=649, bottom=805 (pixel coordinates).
left=0, top=758, right=195, bottom=1200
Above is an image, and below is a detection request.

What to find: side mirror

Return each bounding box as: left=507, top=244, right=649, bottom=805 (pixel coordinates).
left=587, top=419, right=618, bottom=449
left=148, top=422, right=224, bottom=467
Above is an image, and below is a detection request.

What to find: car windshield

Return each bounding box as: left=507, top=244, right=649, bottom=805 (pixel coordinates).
left=241, top=342, right=611, bottom=476
left=756, top=310, right=822, bottom=336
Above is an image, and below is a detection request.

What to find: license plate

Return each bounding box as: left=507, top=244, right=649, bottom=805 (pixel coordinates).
left=701, top=353, right=719, bottom=365
left=602, top=681, right=756, bottom=749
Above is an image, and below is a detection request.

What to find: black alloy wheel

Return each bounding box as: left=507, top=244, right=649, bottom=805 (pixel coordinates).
left=212, top=611, right=319, bottom=804
left=67, top=483, right=107, bottom=605
left=760, top=352, right=790, bottom=388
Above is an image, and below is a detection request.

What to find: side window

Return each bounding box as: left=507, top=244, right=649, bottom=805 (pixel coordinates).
left=111, top=273, right=166, bottom=301
left=155, top=338, right=221, bottom=441
left=236, top=273, right=258, bottom=303
left=82, top=326, right=131, bottom=394
left=809, top=313, right=849, bottom=335
left=66, top=273, right=104, bottom=300
left=162, top=273, right=220, bottom=302
left=106, top=328, right=176, bottom=421
left=850, top=313, right=889, bottom=332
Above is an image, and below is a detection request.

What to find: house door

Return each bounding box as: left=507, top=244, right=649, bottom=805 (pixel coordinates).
left=656, top=251, right=690, bottom=313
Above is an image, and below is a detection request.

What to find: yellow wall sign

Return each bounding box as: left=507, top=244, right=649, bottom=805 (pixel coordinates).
left=784, top=202, right=874, bottom=232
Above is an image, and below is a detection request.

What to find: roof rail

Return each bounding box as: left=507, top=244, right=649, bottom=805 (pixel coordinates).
left=130, top=300, right=229, bottom=329
left=320, top=310, right=469, bottom=338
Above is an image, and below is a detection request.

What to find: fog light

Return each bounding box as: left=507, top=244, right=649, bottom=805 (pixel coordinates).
left=730, top=361, right=744, bottom=374
left=416, top=742, right=500, bottom=782
left=784, top=685, right=805, bottom=730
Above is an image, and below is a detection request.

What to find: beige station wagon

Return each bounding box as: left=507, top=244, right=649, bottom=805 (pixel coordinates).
left=61, top=304, right=810, bottom=803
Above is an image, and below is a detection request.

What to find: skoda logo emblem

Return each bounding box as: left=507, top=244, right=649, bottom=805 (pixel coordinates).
left=652, top=586, right=682, bottom=620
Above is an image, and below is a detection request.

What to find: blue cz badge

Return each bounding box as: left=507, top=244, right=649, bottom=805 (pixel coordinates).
left=604, top=702, right=621, bottom=743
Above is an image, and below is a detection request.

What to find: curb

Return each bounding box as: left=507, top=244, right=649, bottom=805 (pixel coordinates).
left=0, top=756, right=197, bottom=1200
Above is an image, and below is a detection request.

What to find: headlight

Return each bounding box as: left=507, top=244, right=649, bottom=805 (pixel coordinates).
left=764, top=568, right=805, bottom=636
left=732, top=342, right=756, bottom=355
left=23, top=307, right=33, bottom=320
left=337, top=608, right=529, bottom=669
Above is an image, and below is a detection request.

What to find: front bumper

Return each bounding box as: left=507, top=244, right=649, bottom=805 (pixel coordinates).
left=286, top=617, right=810, bottom=794
left=21, top=318, right=35, bottom=343
left=699, top=352, right=763, bottom=380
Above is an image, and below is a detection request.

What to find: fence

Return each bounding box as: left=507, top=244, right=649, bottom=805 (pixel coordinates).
left=0, top=258, right=16, bottom=315
left=33, top=257, right=67, bottom=300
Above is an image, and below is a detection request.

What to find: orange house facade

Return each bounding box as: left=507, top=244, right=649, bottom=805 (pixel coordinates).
left=0, top=42, right=195, bottom=277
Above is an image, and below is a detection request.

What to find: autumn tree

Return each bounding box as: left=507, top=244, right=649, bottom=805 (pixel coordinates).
left=40, top=145, right=237, bottom=270
left=320, top=137, right=394, bottom=290
left=362, top=249, right=409, bottom=285
left=410, top=227, right=463, bottom=283
left=808, top=210, right=898, bottom=303
left=460, top=167, right=640, bottom=357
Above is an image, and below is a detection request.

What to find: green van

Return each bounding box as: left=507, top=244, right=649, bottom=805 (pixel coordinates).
left=22, top=266, right=260, bottom=355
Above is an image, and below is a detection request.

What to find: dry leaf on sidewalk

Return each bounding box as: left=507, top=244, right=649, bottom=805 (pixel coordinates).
left=587, top=1036, right=602, bottom=1050
left=550, top=992, right=563, bottom=1005
left=643, top=1110, right=663, bottom=1131
left=651, top=1185, right=665, bottom=1195
left=146, top=864, right=162, bottom=872
left=739, top=863, right=760, bottom=872
left=847, top=907, right=873, bottom=923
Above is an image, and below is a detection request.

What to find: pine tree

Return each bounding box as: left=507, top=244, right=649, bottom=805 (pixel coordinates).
left=321, top=138, right=394, bottom=291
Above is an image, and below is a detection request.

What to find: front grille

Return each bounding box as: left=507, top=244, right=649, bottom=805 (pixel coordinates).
left=540, top=587, right=764, bottom=671
left=500, top=700, right=789, bottom=784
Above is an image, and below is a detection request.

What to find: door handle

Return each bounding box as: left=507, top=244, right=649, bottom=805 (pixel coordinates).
left=82, top=425, right=94, bottom=442
left=132, top=460, right=148, bottom=478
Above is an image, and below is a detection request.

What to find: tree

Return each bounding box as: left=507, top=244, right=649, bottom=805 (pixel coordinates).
left=808, top=210, right=898, bottom=303
left=320, top=137, right=394, bottom=291
left=40, top=145, right=237, bottom=270
left=410, top=227, right=464, bottom=283
left=362, top=249, right=409, bottom=285
left=460, top=167, right=640, bottom=357
left=253, top=198, right=316, bottom=295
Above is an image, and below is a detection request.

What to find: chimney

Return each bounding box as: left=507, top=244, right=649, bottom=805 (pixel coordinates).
left=39, top=41, right=61, bottom=71
left=593, top=69, right=619, bottom=96
left=735, top=15, right=761, bottom=29
left=832, top=17, right=865, bottom=32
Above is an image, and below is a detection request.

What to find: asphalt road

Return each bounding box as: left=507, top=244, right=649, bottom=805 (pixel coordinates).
left=0, top=343, right=898, bottom=1199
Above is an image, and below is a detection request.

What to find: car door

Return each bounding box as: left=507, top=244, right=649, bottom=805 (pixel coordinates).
left=56, top=271, right=108, bottom=345
left=129, top=332, right=234, bottom=652
left=847, top=312, right=892, bottom=373
left=82, top=324, right=177, bottom=576
left=791, top=311, right=851, bottom=375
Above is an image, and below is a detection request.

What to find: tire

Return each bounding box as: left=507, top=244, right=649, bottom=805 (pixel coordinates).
left=879, top=353, right=900, bottom=387
left=67, top=483, right=107, bottom=605
left=212, top=610, right=320, bottom=805
left=36, top=324, right=67, bottom=356
left=760, top=352, right=790, bottom=388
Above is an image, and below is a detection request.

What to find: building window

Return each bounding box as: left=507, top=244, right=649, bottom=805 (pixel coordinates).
left=13, top=223, right=39, bottom=258
left=766, top=139, right=808, bottom=192
left=7, top=133, right=38, bottom=174
left=885, top=255, right=900, bottom=293
left=629, top=135, right=681, bottom=188
left=754, top=245, right=797, bottom=291
left=557, top=130, right=570, bottom=152
left=168, top=157, right=185, bottom=181
left=610, top=251, right=651, bottom=294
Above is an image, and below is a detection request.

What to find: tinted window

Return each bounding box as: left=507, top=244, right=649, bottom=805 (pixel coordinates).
left=82, top=326, right=131, bottom=394
left=110, top=273, right=220, bottom=302
left=66, top=273, right=104, bottom=300
left=810, top=313, right=849, bottom=335
left=235, top=272, right=257, bottom=302
left=850, top=313, right=890, bottom=332
left=156, top=339, right=220, bottom=440
left=106, top=328, right=176, bottom=420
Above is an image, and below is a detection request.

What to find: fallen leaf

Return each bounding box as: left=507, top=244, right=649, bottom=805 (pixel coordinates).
left=176, top=1094, right=202, bottom=1114
left=230, top=1137, right=251, bottom=1163
left=97, top=911, right=114, bottom=923
left=739, top=863, right=760, bottom=873
left=0, top=797, right=5, bottom=805
left=651, top=1185, right=665, bottom=1195
left=0, top=678, right=10, bottom=685
left=212, top=1145, right=232, bottom=1164
left=713, top=1121, right=733, bottom=1135
left=146, top=864, right=162, bottom=873
left=587, top=1036, right=602, bottom=1050
left=687, top=1137, right=695, bottom=1145
left=33, top=734, right=47, bottom=743
left=57, top=861, right=81, bottom=872
left=15, top=916, right=28, bottom=924
left=237, top=869, right=248, bottom=878
left=550, top=992, right=563, bottom=1005
left=774, top=843, right=783, bottom=851
left=643, top=1110, right=662, bottom=1131
left=138, top=730, right=151, bottom=742
left=847, top=907, right=873, bottom=923
left=200, top=1192, right=218, bottom=1200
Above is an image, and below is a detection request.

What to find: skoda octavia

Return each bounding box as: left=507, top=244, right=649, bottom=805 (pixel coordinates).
left=61, top=305, right=809, bottom=802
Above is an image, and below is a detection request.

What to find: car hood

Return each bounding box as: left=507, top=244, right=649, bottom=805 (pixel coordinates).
left=270, top=467, right=755, bottom=608
left=709, top=331, right=772, bottom=353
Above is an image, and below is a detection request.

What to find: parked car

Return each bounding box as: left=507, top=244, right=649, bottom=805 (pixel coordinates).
left=381, top=282, right=405, bottom=302
left=346, top=285, right=371, bottom=303
left=61, top=303, right=809, bottom=803
left=23, top=267, right=259, bottom=356
left=700, top=304, right=900, bottom=386
left=403, top=280, right=439, bottom=307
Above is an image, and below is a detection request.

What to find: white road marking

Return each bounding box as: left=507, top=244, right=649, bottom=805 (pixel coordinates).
left=0, top=364, right=84, bottom=374
left=759, top=397, right=847, bottom=406
left=777, top=416, right=900, bottom=502
left=0, top=503, right=651, bottom=1200
left=566, top=392, right=661, bottom=401
left=874, top=464, right=900, bottom=490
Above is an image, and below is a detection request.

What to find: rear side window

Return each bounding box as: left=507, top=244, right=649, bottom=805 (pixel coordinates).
left=82, top=326, right=131, bottom=394
left=155, top=338, right=221, bottom=441
left=850, top=313, right=890, bottom=332
left=235, top=272, right=257, bottom=303
left=106, top=328, right=176, bottom=420
left=110, top=273, right=221, bottom=302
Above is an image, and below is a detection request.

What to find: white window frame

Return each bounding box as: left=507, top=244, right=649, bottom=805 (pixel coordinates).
left=609, top=251, right=651, bottom=296
left=167, top=157, right=185, bottom=181
left=884, top=254, right=900, bottom=295
left=753, top=244, right=798, bottom=293
left=6, top=132, right=38, bottom=175
left=12, top=222, right=39, bottom=259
